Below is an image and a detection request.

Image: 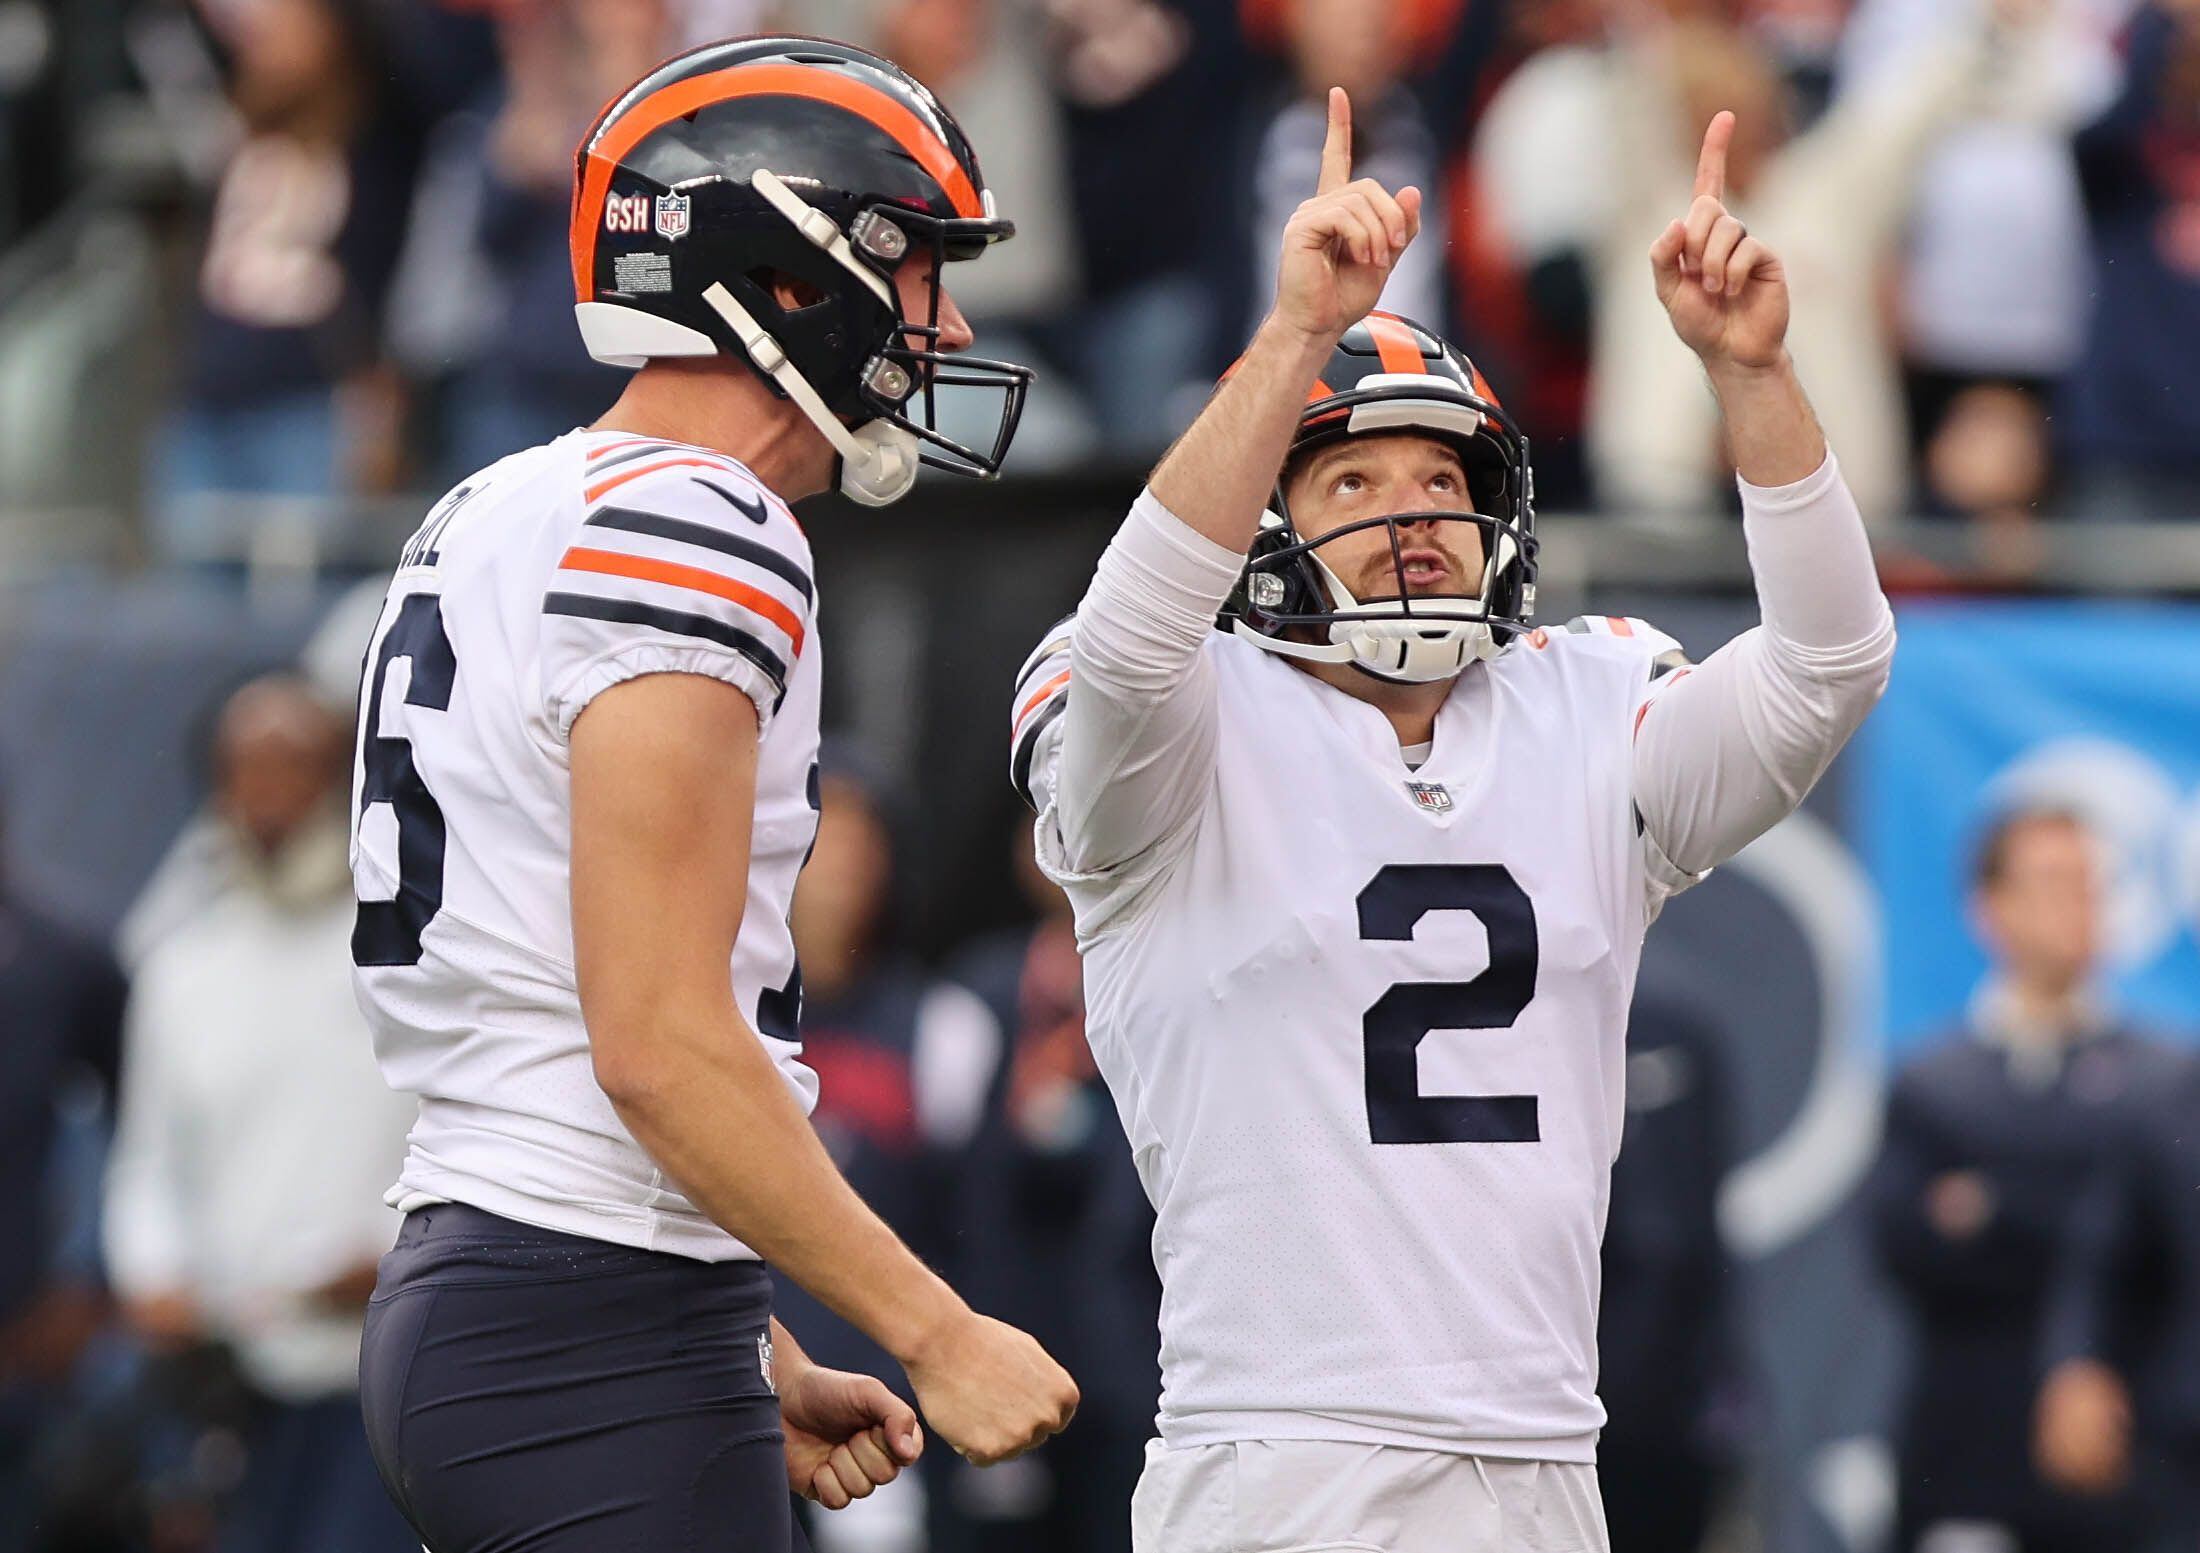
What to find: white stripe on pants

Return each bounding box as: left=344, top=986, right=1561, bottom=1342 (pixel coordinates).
left=1131, top=1439, right=1609, bottom=1553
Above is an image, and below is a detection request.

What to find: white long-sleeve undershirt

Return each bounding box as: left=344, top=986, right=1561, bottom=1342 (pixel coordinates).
left=1632, top=452, right=1895, bottom=874
left=1051, top=454, right=1894, bottom=896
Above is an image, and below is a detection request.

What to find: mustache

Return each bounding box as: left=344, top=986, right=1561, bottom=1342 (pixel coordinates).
left=1353, top=538, right=1481, bottom=598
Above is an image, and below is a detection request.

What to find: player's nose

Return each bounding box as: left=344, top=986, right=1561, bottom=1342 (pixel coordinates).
left=935, top=285, right=974, bottom=354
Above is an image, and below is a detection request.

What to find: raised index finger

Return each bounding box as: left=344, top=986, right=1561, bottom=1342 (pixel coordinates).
left=1694, top=110, right=1734, bottom=202
left=1318, top=86, right=1352, bottom=195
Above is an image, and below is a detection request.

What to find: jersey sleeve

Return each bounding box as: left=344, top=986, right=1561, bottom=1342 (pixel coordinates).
left=1628, top=454, right=1895, bottom=896
left=1013, top=488, right=1244, bottom=936
left=1009, top=613, right=1075, bottom=813
left=1537, top=616, right=1704, bottom=906
left=539, top=464, right=814, bottom=739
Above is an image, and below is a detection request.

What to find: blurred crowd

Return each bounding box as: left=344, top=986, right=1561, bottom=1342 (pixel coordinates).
left=2, top=1, right=2200, bottom=1552
left=0, top=0, right=2199, bottom=568
left=3, top=668, right=2196, bottom=1553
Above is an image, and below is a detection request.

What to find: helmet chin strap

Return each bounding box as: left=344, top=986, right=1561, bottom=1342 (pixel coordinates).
left=701, top=282, right=918, bottom=507
left=1307, top=553, right=1496, bottom=683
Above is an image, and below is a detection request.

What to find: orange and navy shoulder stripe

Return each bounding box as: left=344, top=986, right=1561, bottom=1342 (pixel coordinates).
left=1540, top=614, right=1693, bottom=734
left=1010, top=613, right=1076, bottom=809
left=543, top=440, right=814, bottom=704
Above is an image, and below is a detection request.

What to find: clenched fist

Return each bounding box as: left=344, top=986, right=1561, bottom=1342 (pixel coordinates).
left=1649, top=111, right=1788, bottom=372
left=902, top=1309, right=1078, bottom=1466
left=779, top=1354, right=923, bottom=1510
left=1272, top=88, right=1425, bottom=347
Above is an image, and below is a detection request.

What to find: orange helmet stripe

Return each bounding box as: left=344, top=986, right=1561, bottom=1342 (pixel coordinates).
left=1362, top=313, right=1427, bottom=376
left=572, top=62, right=984, bottom=299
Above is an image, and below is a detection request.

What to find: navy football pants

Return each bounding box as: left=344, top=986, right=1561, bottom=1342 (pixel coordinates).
left=360, top=1203, right=802, bottom=1552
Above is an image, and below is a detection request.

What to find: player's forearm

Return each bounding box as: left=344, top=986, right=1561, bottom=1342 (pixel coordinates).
left=601, top=1020, right=965, bottom=1365
left=1633, top=450, right=1891, bottom=872
left=1147, top=314, right=1340, bottom=556
left=1706, top=352, right=1827, bottom=489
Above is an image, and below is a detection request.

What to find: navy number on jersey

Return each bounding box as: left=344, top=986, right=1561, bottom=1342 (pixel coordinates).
left=354, top=594, right=457, bottom=967
left=1357, top=863, right=1540, bottom=1144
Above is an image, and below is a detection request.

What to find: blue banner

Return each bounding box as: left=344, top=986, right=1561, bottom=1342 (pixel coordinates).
left=1857, top=600, right=2200, bottom=1051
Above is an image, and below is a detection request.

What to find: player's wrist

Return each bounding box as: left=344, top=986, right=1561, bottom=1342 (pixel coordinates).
left=1255, top=310, right=1346, bottom=372
left=1703, top=348, right=1794, bottom=394
left=768, top=1319, right=815, bottom=1394
left=878, top=1276, right=972, bottom=1370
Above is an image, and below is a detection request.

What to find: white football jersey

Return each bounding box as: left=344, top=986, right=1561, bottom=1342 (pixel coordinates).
left=1017, top=616, right=1696, bottom=1461
left=350, top=429, right=821, bottom=1261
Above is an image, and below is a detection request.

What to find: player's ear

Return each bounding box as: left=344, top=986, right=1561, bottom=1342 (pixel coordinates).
left=759, top=269, right=826, bottom=311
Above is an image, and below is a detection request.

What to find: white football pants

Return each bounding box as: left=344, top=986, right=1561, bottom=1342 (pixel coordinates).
left=1131, top=1438, right=1609, bottom=1553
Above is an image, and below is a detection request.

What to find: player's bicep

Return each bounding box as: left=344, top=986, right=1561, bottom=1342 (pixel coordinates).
left=570, top=673, right=758, bottom=1092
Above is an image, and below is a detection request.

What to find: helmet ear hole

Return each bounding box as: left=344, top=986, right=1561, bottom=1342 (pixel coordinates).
left=755, top=269, right=827, bottom=311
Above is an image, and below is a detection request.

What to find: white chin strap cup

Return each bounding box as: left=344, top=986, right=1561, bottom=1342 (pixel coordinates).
left=1311, top=552, right=1499, bottom=682
left=701, top=281, right=919, bottom=507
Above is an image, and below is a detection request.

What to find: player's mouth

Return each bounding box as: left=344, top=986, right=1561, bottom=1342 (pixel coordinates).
left=1398, top=549, right=1452, bottom=589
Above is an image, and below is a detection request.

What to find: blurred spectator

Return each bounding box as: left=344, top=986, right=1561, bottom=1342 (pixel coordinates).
left=0, top=0, right=70, bottom=248
left=2036, top=1054, right=2200, bottom=1552
left=1243, top=0, right=1450, bottom=337
left=769, top=755, right=1001, bottom=1553
left=1040, top=0, right=1248, bottom=455
left=2061, top=0, right=2200, bottom=518
left=1587, top=0, right=2041, bottom=524
left=1465, top=0, right=1614, bottom=508
left=152, top=0, right=423, bottom=560
left=804, top=0, right=1098, bottom=468
left=102, top=675, right=416, bottom=1553
left=1838, top=0, right=2121, bottom=469
left=1598, top=996, right=1742, bottom=1553
left=1868, top=805, right=2176, bottom=1553
left=1921, top=382, right=2054, bottom=577
left=943, top=820, right=1157, bottom=1553
left=393, top=0, right=666, bottom=484
left=0, top=784, right=126, bottom=1549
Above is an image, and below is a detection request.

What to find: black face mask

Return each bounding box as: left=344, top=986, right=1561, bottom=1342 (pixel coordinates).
left=852, top=208, right=1032, bottom=481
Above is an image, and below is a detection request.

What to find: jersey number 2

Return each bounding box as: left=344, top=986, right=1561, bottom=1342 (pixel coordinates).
left=1357, top=863, right=1540, bottom=1144
left=354, top=594, right=456, bottom=967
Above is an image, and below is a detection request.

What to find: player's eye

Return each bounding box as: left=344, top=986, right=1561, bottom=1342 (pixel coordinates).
left=1428, top=472, right=1459, bottom=493
left=1333, top=472, right=1367, bottom=495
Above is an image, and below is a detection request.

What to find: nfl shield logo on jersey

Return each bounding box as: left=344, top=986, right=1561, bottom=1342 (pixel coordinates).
left=654, top=192, right=691, bottom=240
left=1405, top=780, right=1453, bottom=814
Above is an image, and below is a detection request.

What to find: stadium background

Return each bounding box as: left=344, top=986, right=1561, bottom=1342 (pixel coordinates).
left=2, top=1, right=2197, bottom=1551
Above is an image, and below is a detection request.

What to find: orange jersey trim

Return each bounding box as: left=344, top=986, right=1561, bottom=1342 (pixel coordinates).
left=588, top=437, right=680, bottom=462
left=582, top=456, right=738, bottom=504
left=1013, top=669, right=1071, bottom=735
left=574, top=62, right=982, bottom=298
left=1362, top=314, right=1427, bottom=376
left=559, top=546, right=806, bottom=651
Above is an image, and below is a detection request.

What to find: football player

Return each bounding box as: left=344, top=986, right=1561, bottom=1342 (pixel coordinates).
left=1009, top=91, right=1894, bottom=1551
left=350, top=38, right=1076, bottom=1553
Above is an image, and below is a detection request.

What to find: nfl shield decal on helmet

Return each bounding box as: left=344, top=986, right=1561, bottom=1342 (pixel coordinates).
left=654, top=192, right=691, bottom=240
